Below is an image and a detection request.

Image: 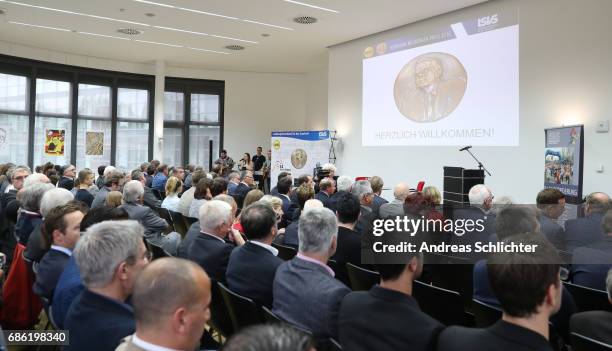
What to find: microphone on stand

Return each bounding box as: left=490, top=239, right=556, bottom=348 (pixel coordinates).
left=459, top=145, right=472, bottom=151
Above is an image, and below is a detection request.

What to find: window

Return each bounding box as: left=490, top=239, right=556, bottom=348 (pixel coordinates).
left=36, top=78, right=70, bottom=115
left=118, top=88, right=148, bottom=120
left=164, top=92, right=184, bottom=122
left=191, top=94, right=219, bottom=123
left=78, top=84, right=111, bottom=118
left=0, top=73, right=27, bottom=112
left=163, top=127, right=183, bottom=167
left=0, top=114, right=29, bottom=165
left=116, top=122, right=149, bottom=171
left=189, top=125, right=220, bottom=167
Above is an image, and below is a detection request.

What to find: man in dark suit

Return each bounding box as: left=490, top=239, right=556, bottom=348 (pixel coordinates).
left=571, top=209, right=612, bottom=290
left=227, top=203, right=283, bottom=307
left=352, top=180, right=376, bottom=234
left=536, top=188, right=566, bottom=250
left=65, top=220, right=149, bottom=351
left=269, top=172, right=291, bottom=196
left=569, top=268, right=612, bottom=345
left=34, top=201, right=86, bottom=302
left=274, top=176, right=296, bottom=227
left=120, top=180, right=180, bottom=256
left=339, top=243, right=443, bottom=351
left=283, top=185, right=315, bottom=248
left=327, top=175, right=352, bottom=213
left=451, top=184, right=496, bottom=246
left=273, top=207, right=350, bottom=338
left=379, top=182, right=410, bottom=219
left=185, top=200, right=244, bottom=283
left=233, top=170, right=254, bottom=209
left=131, top=170, right=160, bottom=210
left=176, top=221, right=200, bottom=258
left=331, top=192, right=361, bottom=267
left=57, top=164, right=76, bottom=191
left=315, top=177, right=335, bottom=209
left=439, top=235, right=563, bottom=351
left=91, top=169, right=124, bottom=209
left=563, top=192, right=611, bottom=252
left=369, top=176, right=388, bottom=217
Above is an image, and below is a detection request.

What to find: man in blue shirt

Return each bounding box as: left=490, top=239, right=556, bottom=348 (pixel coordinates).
left=151, top=164, right=169, bottom=192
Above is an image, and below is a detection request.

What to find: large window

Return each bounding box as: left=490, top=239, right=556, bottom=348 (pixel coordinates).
left=33, top=78, right=72, bottom=166
left=116, top=88, right=150, bottom=171
left=76, top=83, right=112, bottom=170
left=0, top=72, right=29, bottom=165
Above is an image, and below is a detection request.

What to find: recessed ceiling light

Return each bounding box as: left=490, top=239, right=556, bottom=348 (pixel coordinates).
left=261, top=33, right=270, bottom=37
left=117, top=28, right=143, bottom=35
left=283, top=0, right=338, bottom=14
left=187, top=47, right=230, bottom=55
left=9, top=20, right=71, bottom=32
left=145, top=12, right=155, bottom=17
left=293, top=16, right=317, bottom=24
left=153, top=25, right=258, bottom=44
left=224, top=45, right=245, bottom=51
left=134, top=39, right=181, bottom=47
left=79, top=32, right=130, bottom=40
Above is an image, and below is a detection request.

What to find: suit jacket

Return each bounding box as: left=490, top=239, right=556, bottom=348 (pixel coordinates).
left=339, top=285, right=444, bottom=351
left=379, top=199, right=405, bottom=219
left=570, top=311, right=612, bottom=345
left=283, top=220, right=299, bottom=248
left=371, top=195, right=388, bottom=217
left=314, top=191, right=331, bottom=208
left=1, top=189, right=19, bottom=223
left=272, top=256, right=350, bottom=338
left=176, top=221, right=200, bottom=258
left=233, top=182, right=252, bottom=209
left=227, top=182, right=238, bottom=196
left=355, top=205, right=376, bottom=235
left=226, top=242, right=283, bottom=307
left=33, top=248, right=71, bottom=301
left=57, top=176, right=74, bottom=191
left=451, top=207, right=496, bottom=246
left=274, top=193, right=296, bottom=227
left=120, top=203, right=168, bottom=247
left=142, top=186, right=161, bottom=210
left=331, top=226, right=361, bottom=266
left=327, top=190, right=348, bottom=213
left=438, top=320, right=553, bottom=351
left=571, top=236, right=612, bottom=290
left=563, top=212, right=605, bottom=253
left=538, top=214, right=565, bottom=250
left=64, top=289, right=135, bottom=351
left=75, top=189, right=94, bottom=208
left=24, top=222, right=47, bottom=263
left=52, top=256, right=83, bottom=329
left=91, top=186, right=111, bottom=209
left=186, top=232, right=235, bottom=283
left=15, top=211, right=42, bottom=245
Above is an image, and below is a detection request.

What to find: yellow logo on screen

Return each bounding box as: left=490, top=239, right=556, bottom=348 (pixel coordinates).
left=273, top=140, right=281, bottom=150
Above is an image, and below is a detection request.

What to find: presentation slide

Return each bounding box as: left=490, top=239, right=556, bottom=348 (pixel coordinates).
left=362, top=9, right=519, bottom=146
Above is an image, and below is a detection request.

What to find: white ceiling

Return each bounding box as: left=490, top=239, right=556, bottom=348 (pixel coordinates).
left=0, top=0, right=487, bottom=73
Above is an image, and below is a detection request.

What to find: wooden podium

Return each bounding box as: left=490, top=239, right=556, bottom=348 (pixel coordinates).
left=443, top=167, right=485, bottom=206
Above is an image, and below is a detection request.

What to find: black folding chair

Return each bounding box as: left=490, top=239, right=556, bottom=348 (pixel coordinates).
left=346, top=263, right=379, bottom=291
left=413, top=280, right=467, bottom=326
left=155, top=207, right=175, bottom=234
left=209, top=281, right=234, bottom=338
left=148, top=241, right=170, bottom=259
left=218, top=283, right=264, bottom=331
left=272, top=242, right=298, bottom=261
left=184, top=216, right=198, bottom=227
left=564, top=282, right=612, bottom=312
left=151, top=188, right=162, bottom=200
left=317, top=338, right=343, bottom=351
left=471, top=299, right=502, bottom=327
left=169, top=210, right=188, bottom=237
left=261, top=305, right=283, bottom=324
left=327, top=260, right=350, bottom=286
left=571, top=332, right=612, bottom=351
left=429, top=254, right=474, bottom=309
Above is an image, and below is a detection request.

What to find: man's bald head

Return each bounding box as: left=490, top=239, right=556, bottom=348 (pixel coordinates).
left=393, top=183, right=411, bottom=201
left=133, top=257, right=211, bottom=329
left=586, top=192, right=612, bottom=215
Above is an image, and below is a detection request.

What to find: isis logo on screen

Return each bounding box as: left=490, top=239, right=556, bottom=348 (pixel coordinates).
left=319, top=131, right=328, bottom=138
left=477, top=14, right=498, bottom=28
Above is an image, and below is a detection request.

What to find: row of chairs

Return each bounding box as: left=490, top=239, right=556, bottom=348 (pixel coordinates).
left=154, top=207, right=197, bottom=238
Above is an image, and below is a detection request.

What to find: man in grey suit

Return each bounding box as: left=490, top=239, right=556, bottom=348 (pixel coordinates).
left=120, top=180, right=181, bottom=255
left=379, top=182, right=410, bottom=219
left=536, top=188, right=566, bottom=250
left=130, top=170, right=160, bottom=210
left=272, top=207, right=350, bottom=338
left=91, top=169, right=124, bottom=209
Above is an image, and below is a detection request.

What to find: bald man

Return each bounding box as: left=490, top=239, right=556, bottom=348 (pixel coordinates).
left=379, top=183, right=410, bottom=219
left=116, top=257, right=211, bottom=351
left=564, top=192, right=612, bottom=252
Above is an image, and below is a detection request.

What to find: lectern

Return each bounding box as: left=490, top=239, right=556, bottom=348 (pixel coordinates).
left=443, top=167, right=485, bottom=206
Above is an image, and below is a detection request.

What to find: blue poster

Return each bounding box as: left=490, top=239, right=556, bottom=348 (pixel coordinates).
left=544, top=125, right=583, bottom=201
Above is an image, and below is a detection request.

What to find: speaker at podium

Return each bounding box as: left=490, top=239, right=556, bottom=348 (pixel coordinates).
left=443, top=167, right=485, bottom=206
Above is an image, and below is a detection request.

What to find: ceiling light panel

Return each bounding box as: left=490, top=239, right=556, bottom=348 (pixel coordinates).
left=283, top=0, right=339, bottom=13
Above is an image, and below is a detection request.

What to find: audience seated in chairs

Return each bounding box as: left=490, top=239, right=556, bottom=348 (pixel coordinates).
left=352, top=180, right=376, bottom=234
left=227, top=203, right=283, bottom=308
left=283, top=185, right=316, bottom=248
left=176, top=170, right=206, bottom=217
left=369, top=176, right=388, bottom=217
left=272, top=207, right=350, bottom=339
left=120, top=180, right=181, bottom=256
left=184, top=200, right=244, bottom=283
left=64, top=220, right=149, bottom=351
left=571, top=209, right=612, bottom=290
left=452, top=184, right=497, bottom=246
left=314, top=177, right=335, bottom=209
left=131, top=169, right=161, bottom=210
left=330, top=192, right=361, bottom=268
left=439, top=235, right=563, bottom=351
left=379, top=182, right=410, bottom=219
left=91, top=169, right=124, bottom=209
left=115, top=257, right=211, bottom=351
left=563, top=192, right=611, bottom=252
left=233, top=170, right=255, bottom=210
left=33, top=201, right=86, bottom=302
left=327, top=175, right=352, bottom=213
left=569, top=268, right=612, bottom=345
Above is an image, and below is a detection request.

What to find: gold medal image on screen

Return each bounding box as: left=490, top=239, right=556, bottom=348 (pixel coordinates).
left=393, top=52, right=467, bottom=123
left=291, top=149, right=308, bottom=169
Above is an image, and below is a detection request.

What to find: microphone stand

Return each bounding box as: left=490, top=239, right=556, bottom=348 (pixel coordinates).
left=464, top=148, right=492, bottom=177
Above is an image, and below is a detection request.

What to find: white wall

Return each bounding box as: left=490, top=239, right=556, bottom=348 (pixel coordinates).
left=328, top=0, right=612, bottom=203
left=305, top=66, right=329, bottom=131
left=0, top=40, right=310, bottom=163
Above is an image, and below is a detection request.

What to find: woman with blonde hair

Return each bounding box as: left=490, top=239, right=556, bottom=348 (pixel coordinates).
left=105, top=190, right=123, bottom=208
left=243, top=189, right=264, bottom=209
left=161, top=176, right=182, bottom=212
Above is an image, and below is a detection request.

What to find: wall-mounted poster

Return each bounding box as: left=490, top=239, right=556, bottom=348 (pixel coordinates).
left=544, top=125, right=584, bottom=203
left=86, top=131, right=104, bottom=156
left=45, top=129, right=65, bottom=156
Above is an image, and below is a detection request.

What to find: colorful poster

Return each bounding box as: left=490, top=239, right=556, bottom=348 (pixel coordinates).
left=544, top=125, right=584, bottom=203
left=270, top=130, right=331, bottom=189
left=86, top=131, right=104, bottom=156
left=45, top=129, right=65, bottom=156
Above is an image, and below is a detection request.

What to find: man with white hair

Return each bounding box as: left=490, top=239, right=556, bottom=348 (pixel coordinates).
left=64, top=220, right=149, bottom=351
left=328, top=175, right=353, bottom=212
left=321, top=163, right=337, bottom=178
left=272, top=207, right=350, bottom=338
left=1, top=166, right=31, bottom=222
left=452, top=184, right=496, bottom=245
left=15, top=183, right=54, bottom=245
left=352, top=180, right=376, bottom=234
left=57, top=164, right=76, bottom=191
left=91, top=169, right=124, bottom=209
left=184, top=200, right=244, bottom=283
left=379, top=182, right=411, bottom=219
left=120, top=180, right=180, bottom=256
left=569, top=268, right=612, bottom=344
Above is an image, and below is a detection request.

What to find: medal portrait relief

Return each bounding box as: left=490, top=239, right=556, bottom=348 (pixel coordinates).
left=291, top=148, right=308, bottom=169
